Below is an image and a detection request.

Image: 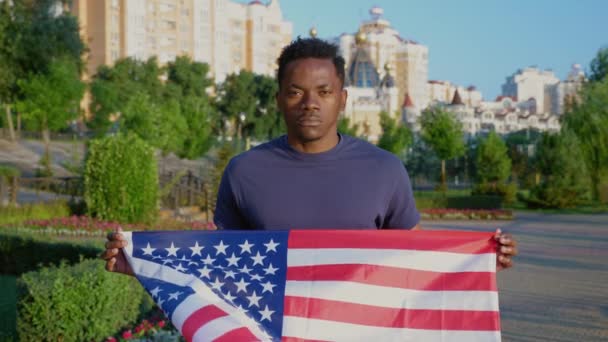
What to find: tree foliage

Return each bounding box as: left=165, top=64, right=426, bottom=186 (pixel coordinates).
left=528, top=132, right=591, bottom=208
left=475, top=131, right=511, bottom=183
left=589, top=46, right=608, bottom=82
left=377, top=111, right=412, bottom=157
left=420, top=107, right=465, bottom=190
left=337, top=116, right=360, bottom=137
left=562, top=78, right=608, bottom=201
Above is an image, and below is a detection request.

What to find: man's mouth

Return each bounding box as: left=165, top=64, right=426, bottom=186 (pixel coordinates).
left=297, top=115, right=322, bottom=126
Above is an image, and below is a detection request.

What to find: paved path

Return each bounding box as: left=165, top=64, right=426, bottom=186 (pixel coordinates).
left=422, top=212, right=608, bottom=342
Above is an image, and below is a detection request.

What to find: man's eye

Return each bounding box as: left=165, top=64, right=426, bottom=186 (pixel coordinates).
left=319, top=90, right=331, bottom=96
left=288, top=90, right=301, bottom=96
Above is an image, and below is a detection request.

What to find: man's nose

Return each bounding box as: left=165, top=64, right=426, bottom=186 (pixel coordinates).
left=301, top=92, right=320, bottom=111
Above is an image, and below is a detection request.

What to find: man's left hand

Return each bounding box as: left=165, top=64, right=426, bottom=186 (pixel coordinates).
left=494, top=228, right=518, bottom=271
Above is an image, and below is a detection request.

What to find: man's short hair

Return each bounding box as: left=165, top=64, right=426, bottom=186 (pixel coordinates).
left=276, top=37, right=345, bottom=88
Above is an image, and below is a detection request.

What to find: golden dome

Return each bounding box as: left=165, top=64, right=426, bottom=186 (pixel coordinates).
left=355, top=30, right=366, bottom=44
left=309, top=27, right=317, bottom=38
left=384, top=62, right=392, bottom=72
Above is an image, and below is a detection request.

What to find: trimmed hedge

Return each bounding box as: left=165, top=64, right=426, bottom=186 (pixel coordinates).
left=85, top=133, right=158, bottom=224
left=0, top=231, right=102, bottom=275
left=447, top=195, right=503, bottom=209
left=17, top=259, right=152, bottom=342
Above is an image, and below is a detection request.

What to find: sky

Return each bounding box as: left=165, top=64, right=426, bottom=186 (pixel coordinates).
left=262, top=0, right=607, bottom=100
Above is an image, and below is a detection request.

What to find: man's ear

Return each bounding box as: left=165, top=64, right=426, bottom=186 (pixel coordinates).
left=341, top=88, right=348, bottom=111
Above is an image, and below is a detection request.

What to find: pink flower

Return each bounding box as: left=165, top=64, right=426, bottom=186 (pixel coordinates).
left=121, top=330, right=132, bottom=340
left=157, top=320, right=166, bottom=328
left=106, top=337, right=117, bottom=342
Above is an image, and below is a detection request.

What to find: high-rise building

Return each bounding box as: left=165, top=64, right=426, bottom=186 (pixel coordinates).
left=501, top=67, right=560, bottom=114
left=70, top=0, right=292, bottom=82
left=336, top=6, right=429, bottom=111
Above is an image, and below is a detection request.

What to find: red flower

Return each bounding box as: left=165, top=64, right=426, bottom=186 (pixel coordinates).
left=157, top=320, right=166, bottom=328
left=121, top=330, right=132, bottom=340
left=106, top=337, right=117, bottom=342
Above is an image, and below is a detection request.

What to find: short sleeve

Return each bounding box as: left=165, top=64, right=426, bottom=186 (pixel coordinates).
left=382, top=164, right=420, bottom=229
left=213, top=162, right=250, bottom=230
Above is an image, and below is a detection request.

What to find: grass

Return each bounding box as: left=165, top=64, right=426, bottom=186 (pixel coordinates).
left=0, top=275, right=17, bottom=341
left=0, top=201, right=71, bottom=226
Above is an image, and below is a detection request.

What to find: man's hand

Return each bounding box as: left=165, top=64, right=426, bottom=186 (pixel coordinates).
left=494, top=228, right=518, bottom=271
left=100, top=228, right=134, bottom=276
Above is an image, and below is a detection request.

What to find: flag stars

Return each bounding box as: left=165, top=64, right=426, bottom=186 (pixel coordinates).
left=224, top=291, right=236, bottom=303
left=226, top=253, right=241, bottom=267
left=165, top=242, right=180, bottom=257
left=150, top=286, right=162, bottom=298
left=234, top=277, right=250, bottom=294
left=260, top=281, right=276, bottom=294
left=201, top=254, right=216, bottom=265
left=197, top=266, right=212, bottom=279
left=250, top=273, right=263, bottom=281
left=174, top=263, right=187, bottom=273
left=214, top=240, right=229, bottom=255
left=141, top=243, right=156, bottom=256
left=251, top=251, right=266, bottom=266
left=224, top=270, right=237, bottom=279
left=210, top=277, right=224, bottom=291
left=189, top=241, right=204, bottom=256
left=259, top=305, right=274, bottom=322
left=168, top=291, right=183, bottom=301
left=263, top=263, right=278, bottom=276
left=246, top=291, right=262, bottom=308
left=264, top=239, right=280, bottom=253
left=239, top=264, right=252, bottom=275
left=238, top=240, right=254, bottom=254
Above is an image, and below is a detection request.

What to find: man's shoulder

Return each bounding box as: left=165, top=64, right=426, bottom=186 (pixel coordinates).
left=341, top=134, right=403, bottom=167
left=227, top=136, right=286, bottom=172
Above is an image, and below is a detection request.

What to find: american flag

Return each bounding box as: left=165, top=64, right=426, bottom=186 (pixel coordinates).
left=122, top=230, right=501, bottom=342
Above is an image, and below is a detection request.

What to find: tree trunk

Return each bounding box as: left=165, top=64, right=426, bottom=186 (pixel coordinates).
left=441, top=159, right=447, bottom=190
left=42, top=125, right=52, bottom=176
left=16, top=110, right=21, bottom=137
left=4, top=104, right=15, bottom=142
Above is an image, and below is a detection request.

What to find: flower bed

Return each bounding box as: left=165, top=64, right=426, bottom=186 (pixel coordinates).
left=421, top=209, right=513, bottom=220
left=105, top=312, right=182, bottom=342
left=2, top=215, right=215, bottom=237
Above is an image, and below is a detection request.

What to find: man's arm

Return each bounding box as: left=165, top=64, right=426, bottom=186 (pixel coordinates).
left=214, top=162, right=250, bottom=230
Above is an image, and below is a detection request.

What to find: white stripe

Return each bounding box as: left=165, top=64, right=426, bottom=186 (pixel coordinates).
left=191, top=313, right=251, bottom=342
left=282, top=316, right=501, bottom=342
left=285, top=281, right=499, bottom=311
left=122, top=232, right=267, bottom=341
left=288, top=248, right=495, bottom=272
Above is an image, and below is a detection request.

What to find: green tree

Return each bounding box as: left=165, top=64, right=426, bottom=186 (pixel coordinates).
left=475, top=131, right=511, bottom=184
left=377, top=111, right=412, bottom=157
left=589, top=47, right=608, bottom=82
left=165, top=55, right=213, bottom=98
left=120, top=93, right=187, bottom=155
left=179, top=95, right=216, bottom=159
left=0, top=1, right=18, bottom=141
left=16, top=58, right=85, bottom=175
left=89, top=57, right=164, bottom=132
left=529, top=132, right=591, bottom=208
left=216, top=71, right=284, bottom=142
left=420, top=107, right=465, bottom=191
left=337, top=116, right=360, bottom=137
left=562, top=78, right=608, bottom=201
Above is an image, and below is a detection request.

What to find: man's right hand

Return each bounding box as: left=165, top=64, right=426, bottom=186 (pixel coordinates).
left=101, top=229, right=134, bottom=276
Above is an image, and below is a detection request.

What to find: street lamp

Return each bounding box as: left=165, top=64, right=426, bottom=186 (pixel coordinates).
left=238, top=112, right=246, bottom=151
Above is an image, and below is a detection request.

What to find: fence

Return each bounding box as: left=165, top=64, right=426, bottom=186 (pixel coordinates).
left=159, top=171, right=212, bottom=221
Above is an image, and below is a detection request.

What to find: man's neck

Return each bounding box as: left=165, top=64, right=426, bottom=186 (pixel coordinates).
left=287, top=133, right=340, bottom=154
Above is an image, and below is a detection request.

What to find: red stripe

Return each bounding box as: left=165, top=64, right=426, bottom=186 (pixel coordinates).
left=214, top=327, right=260, bottom=342
left=181, top=305, right=227, bottom=342
left=282, top=337, right=330, bottom=342
left=288, top=230, right=496, bottom=254
left=286, top=264, right=497, bottom=291
left=284, top=296, right=500, bottom=331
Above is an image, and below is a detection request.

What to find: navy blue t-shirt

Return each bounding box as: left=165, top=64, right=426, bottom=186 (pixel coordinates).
left=214, top=134, right=420, bottom=230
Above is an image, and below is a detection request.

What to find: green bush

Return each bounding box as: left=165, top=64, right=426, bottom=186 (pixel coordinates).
left=17, top=259, right=151, bottom=342
left=472, top=182, right=517, bottom=205
left=0, top=231, right=101, bottom=275
left=0, top=201, right=71, bottom=226
left=85, top=133, right=158, bottom=223
left=0, top=165, right=20, bottom=178
left=446, top=195, right=503, bottom=209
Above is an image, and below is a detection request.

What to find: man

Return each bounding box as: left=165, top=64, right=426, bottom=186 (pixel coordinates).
left=103, top=37, right=517, bottom=274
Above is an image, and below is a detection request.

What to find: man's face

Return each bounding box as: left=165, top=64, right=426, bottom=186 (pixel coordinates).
left=277, top=58, right=347, bottom=144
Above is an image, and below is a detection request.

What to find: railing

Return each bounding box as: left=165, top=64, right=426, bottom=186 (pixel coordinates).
left=159, top=171, right=212, bottom=220
left=0, top=128, right=93, bottom=141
